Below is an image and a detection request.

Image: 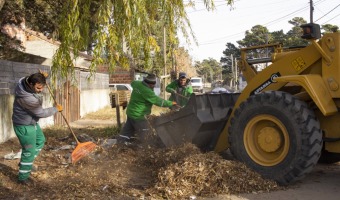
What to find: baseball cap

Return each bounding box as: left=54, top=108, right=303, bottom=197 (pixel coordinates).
left=179, top=72, right=187, bottom=78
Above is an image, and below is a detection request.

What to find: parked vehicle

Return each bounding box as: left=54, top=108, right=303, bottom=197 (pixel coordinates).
left=109, top=83, right=132, bottom=92
left=209, top=87, right=231, bottom=94
left=191, top=77, right=204, bottom=93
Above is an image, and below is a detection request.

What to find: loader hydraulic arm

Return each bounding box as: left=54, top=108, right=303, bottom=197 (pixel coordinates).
left=238, top=43, right=282, bottom=83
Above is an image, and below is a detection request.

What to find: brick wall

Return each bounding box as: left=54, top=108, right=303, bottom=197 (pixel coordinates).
left=96, top=64, right=134, bottom=84
left=109, top=67, right=134, bottom=84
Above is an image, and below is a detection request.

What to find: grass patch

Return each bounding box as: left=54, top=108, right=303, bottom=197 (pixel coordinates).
left=82, top=105, right=170, bottom=120
left=43, top=125, right=120, bottom=140
left=81, top=106, right=117, bottom=120
left=42, top=104, right=170, bottom=140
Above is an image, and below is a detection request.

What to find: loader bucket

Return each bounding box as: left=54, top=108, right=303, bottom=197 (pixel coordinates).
left=151, top=93, right=240, bottom=151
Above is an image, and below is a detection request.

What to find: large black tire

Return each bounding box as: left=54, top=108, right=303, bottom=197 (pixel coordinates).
left=229, top=91, right=322, bottom=185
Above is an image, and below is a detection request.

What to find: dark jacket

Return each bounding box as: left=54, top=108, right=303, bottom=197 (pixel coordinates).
left=12, top=77, right=57, bottom=125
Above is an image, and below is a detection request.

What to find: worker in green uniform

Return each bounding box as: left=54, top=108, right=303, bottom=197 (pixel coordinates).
left=166, top=72, right=193, bottom=107
left=118, top=73, right=177, bottom=144
left=12, top=72, right=63, bottom=185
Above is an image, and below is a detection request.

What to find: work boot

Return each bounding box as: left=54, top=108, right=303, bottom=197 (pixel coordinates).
left=31, top=165, right=38, bottom=172
left=116, top=135, right=132, bottom=146
left=18, top=178, right=34, bottom=186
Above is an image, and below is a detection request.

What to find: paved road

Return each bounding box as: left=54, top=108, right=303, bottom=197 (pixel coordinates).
left=201, top=163, right=340, bottom=200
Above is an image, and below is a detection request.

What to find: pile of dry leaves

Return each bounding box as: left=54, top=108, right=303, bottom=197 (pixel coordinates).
left=1, top=135, right=281, bottom=199
left=143, top=144, right=280, bottom=199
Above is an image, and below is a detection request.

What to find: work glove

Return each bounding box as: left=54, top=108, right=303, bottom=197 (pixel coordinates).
left=171, top=101, right=181, bottom=111
left=55, top=104, right=63, bottom=112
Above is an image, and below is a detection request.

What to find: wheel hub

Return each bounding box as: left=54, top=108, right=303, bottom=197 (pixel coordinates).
left=257, top=127, right=282, bottom=152
left=244, top=114, right=289, bottom=166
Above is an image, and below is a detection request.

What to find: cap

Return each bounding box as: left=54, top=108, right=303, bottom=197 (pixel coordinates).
left=179, top=72, right=187, bottom=78
left=143, top=74, right=157, bottom=84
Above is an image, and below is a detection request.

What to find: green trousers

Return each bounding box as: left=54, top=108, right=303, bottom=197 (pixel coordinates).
left=14, top=123, right=45, bottom=181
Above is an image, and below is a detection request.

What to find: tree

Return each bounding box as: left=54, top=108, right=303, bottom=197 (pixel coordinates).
left=285, top=17, right=308, bottom=47
left=174, top=47, right=195, bottom=78
left=0, top=0, right=234, bottom=81
left=236, top=25, right=271, bottom=60
left=220, top=42, right=240, bottom=83
left=219, top=17, right=339, bottom=87
left=237, top=25, right=270, bottom=48
left=195, top=58, right=221, bottom=83
left=271, top=30, right=286, bottom=45
left=322, top=24, right=339, bottom=33
left=0, top=0, right=66, bottom=60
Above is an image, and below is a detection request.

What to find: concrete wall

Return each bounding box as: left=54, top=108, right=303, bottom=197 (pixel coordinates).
left=79, top=72, right=110, bottom=117
left=80, top=89, right=110, bottom=117
left=0, top=60, right=110, bottom=144
left=0, top=95, right=15, bottom=143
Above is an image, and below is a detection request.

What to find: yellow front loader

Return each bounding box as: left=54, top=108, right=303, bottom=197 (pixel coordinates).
left=151, top=23, right=340, bottom=185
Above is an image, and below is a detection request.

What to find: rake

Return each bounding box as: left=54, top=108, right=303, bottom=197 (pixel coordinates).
left=41, top=71, right=97, bottom=164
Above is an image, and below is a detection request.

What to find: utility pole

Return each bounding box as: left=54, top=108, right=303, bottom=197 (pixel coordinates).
left=220, top=63, right=223, bottom=81
left=171, top=44, right=176, bottom=80
left=235, top=57, right=238, bottom=91
left=310, top=0, right=314, bottom=23
left=163, top=25, right=167, bottom=99
left=163, top=26, right=166, bottom=76
left=230, top=54, right=234, bottom=89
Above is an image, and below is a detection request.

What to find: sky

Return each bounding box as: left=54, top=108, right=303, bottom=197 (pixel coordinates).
left=179, top=0, right=340, bottom=62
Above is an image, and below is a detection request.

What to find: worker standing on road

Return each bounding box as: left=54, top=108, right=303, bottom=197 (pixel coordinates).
left=118, top=73, right=177, bottom=144
left=166, top=72, right=193, bottom=107
left=12, top=72, right=63, bottom=185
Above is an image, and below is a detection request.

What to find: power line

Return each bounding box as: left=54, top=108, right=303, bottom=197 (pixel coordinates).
left=198, top=32, right=244, bottom=45
left=263, top=6, right=309, bottom=26
left=315, top=3, right=340, bottom=22
left=194, top=0, right=331, bottom=46
left=197, top=4, right=310, bottom=45
left=322, top=13, right=340, bottom=24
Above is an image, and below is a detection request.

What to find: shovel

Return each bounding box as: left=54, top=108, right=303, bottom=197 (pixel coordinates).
left=41, top=70, right=97, bottom=164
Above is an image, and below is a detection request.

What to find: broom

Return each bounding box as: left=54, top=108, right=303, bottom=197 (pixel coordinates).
left=41, top=70, right=97, bottom=164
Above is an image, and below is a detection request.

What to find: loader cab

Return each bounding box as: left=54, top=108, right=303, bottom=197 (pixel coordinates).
left=300, top=23, right=321, bottom=40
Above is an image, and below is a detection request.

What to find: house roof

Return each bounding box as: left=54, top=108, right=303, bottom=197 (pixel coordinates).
left=24, top=29, right=92, bottom=70
left=0, top=24, right=92, bottom=70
